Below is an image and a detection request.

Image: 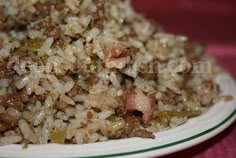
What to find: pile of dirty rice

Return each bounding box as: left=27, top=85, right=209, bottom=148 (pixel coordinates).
left=0, top=0, right=221, bottom=145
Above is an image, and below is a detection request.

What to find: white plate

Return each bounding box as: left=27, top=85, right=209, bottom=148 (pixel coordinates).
left=1, top=74, right=236, bottom=158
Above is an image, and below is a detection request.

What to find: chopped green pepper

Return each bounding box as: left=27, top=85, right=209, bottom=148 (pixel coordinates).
left=41, top=54, right=49, bottom=62
left=153, top=108, right=202, bottom=123
left=49, top=129, right=66, bottom=144
left=26, top=38, right=44, bottom=52
left=107, top=115, right=125, bottom=136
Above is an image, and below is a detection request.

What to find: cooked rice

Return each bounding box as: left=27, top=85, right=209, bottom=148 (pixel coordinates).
left=0, top=0, right=224, bottom=145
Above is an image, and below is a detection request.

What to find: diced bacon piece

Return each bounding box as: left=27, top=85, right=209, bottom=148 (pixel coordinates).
left=103, top=43, right=130, bottom=69
left=104, top=56, right=130, bottom=69
left=125, top=89, right=156, bottom=125
left=107, top=43, right=124, bottom=58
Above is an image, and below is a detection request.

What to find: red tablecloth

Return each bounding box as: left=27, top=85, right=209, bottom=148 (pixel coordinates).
left=132, top=1, right=236, bottom=157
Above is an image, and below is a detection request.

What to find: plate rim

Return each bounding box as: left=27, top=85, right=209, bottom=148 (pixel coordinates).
left=1, top=109, right=234, bottom=158
left=76, top=108, right=236, bottom=158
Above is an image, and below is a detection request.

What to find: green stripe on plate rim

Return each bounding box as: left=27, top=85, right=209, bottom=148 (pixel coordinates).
left=1, top=109, right=234, bottom=158
left=79, top=108, right=236, bottom=158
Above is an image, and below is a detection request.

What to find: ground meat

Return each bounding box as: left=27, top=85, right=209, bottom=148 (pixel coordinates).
left=17, top=11, right=36, bottom=27
left=0, top=65, right=15, bottom=79
left=53, top=38, right=64, bottom=48
left=54, top=100, right=69, bottom=111
left=0, top=123, right=9, bottom=132
left=70, top=62, right=80, bottom=73
left=0, top=7, right=6, bottom=21
left=0, top=16, right=15, bottom=31
left=79, top=8, right=104, bottom=29
left=0, top=10, right=36, bottom=31
left=90, top=0, right=105, bottom=29
left=54, top=0, right=66, bottom=11
left=95, top=0, right=105, bottom=9
left=38, top=92, right=48, bottom=102
left=159, top=90, right=177, bottom=105
left=44, top=25, right=61, bottom=40
left=139, top=59, right=160, bottom=80
left=67, top=85, right=81, bottom=98
left=140, top=72, right=157, bottom=81
left=20, top=92, right=38, bottom=104
left=132, top=129, right=155, bottom=139
left=114, top=97, right=126, bottom=116
left=202, top=80, right=214, bottom=89
left=15, top=46, right=29, bottom=59
left=88, top=75, right=100, bottom=87
left=37, top=19, right=51, bottom=29
left=91, top=13, right=104, bottom=29
left=37, top=19, right=61, bottom=40
left=0, top=112, right=18, bottom=128
left=0, top=96, right=6, bottom=106
left=6, top=16, right=16, bottom=28
left=34, top=1, right=51, bottom=16
left=122, top=114, right=140, bottom=135
left=125, top=47, right=138, bottom=61
left=0, top=94, right=24, bottom=111
left=86, top=111, right=93, bottom=119
left=1, top=12, right=35, bottom=31
left=19, top=93, right=29, bottom=103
